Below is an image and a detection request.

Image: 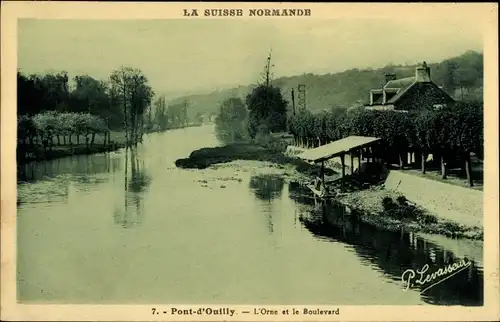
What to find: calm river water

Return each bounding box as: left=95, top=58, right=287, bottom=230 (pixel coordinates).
left=17, top=125, right=483, bottom=305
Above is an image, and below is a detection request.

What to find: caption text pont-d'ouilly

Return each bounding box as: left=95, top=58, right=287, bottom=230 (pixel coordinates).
left=183, top=8, right=312, bottom=17
left=152, top=307, right=340, bottom=317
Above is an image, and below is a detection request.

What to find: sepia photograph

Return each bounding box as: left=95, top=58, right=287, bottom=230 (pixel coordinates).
left=2, top=2, right=499, bottom=321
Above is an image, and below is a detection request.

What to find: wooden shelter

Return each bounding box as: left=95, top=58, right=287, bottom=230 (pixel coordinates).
left=297, top=136, right=381, bottom=193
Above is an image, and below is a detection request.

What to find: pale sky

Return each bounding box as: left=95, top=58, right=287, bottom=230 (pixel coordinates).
left=18, top=19, right=483, bottom=97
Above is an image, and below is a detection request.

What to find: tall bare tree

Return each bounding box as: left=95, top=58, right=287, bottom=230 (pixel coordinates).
left=109, top=66, right=154, bottom=147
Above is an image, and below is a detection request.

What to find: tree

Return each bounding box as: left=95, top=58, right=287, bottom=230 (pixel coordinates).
left=153, top=96, right=169, bottom=131
left=215, top=97, right=248, bottom=144
left=167, top=102, right=189, bottom=129
left=449, top=101, right=483, bottom=186
left=194, top=111, right=204, bottom=125
left=245, top=51, right=288, bottom=139
left=109, top=66, right=154, bottom=147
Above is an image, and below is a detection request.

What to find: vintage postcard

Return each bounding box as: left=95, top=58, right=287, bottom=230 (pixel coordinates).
left=1, top=2, right=499, bottom=321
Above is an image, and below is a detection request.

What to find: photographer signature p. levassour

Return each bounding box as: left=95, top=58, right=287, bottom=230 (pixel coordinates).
left=402, top=259, right=472, bottom=293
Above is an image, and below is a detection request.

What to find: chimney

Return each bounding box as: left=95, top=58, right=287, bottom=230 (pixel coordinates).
left=384, top=73, right=397, bottom=84
left=415, top=61, right=431, bottom=82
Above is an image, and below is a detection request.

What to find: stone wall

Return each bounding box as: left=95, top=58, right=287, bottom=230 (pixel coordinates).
left=384, top=170, right=483, bottom=228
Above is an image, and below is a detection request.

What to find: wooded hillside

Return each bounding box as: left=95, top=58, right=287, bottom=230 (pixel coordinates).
left=168, top=50, right=483, bottom=118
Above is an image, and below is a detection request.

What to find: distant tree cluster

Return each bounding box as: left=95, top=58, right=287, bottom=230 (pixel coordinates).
left=149, top=98, right=191, bottom=132
left=17, top=71, right=123, bottom=129
left=214, top=97, right=248, bottom=144
left=288, top=101, right=483, bottom=186
left=18, top=66, right=158, bottom=148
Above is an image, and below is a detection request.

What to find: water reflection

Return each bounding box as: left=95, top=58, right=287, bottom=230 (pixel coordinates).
left=249, top=174, right=284, bottom=201
left=289, top=185, right=483, bottom=306
left=113, top=148, right=152, bottom=229
left=18, top=153, right=121, bottom=183
left=249, top=174, right=285, bottom=234
left=17, top=153, right=122, bottom=205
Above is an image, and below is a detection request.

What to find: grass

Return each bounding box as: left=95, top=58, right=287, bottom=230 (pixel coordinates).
left=175, top=140, right=337, bottom=178
left=337, top=186, right=483, bottom=240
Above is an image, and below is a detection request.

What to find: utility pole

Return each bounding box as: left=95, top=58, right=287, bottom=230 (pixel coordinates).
left=265, top=49, right=272, bottom=87
left=298, top=84, right=306, bottom=112
left=291, top=88, right=296, bottom=115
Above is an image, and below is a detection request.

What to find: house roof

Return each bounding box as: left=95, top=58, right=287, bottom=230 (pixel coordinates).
left=384, top=77, right=415, bottom=90
left=367, top=71, right=454, bottom=107
left=297, top=136, right=381, bottom=163
left=383, top=76, right=416, bottom=104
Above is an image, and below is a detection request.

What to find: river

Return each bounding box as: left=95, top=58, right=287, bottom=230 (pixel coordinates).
left=17, top=125, right=483, bottom=305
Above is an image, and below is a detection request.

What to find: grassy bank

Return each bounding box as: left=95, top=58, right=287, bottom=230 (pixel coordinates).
left=337, top=187, right=483, bottom=240
left=175, top=142, right=336, bottom=178
left=17, top=131, right=127, bottom=165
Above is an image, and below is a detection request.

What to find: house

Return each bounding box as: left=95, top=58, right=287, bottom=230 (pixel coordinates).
left=365, top=62, right=455, bottom=112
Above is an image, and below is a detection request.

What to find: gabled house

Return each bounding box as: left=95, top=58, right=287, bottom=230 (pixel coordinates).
left=365, top=62, right=455, bottom=112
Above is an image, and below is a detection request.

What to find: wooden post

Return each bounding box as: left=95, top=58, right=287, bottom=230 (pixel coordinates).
left=358, top=149, right=362, bottom=176
left=441, top=155, right=448, bottom=179
left=350, top=151, right=354, bottom=175
left=465, top=152, right=473, bottom=187
left=321, top=161, right=325, bottom=185
left=340, top=153, right=345, bottom=192
left=421, top=151, right=426, bottom=174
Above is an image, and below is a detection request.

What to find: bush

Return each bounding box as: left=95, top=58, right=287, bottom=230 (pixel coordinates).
left=396, top=195, right=408, bottom=205
left=382, top=196, right=397, bottom=211
left=416, top=212, right=438, bottom=225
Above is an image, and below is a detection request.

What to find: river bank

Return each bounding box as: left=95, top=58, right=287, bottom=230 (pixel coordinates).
left=16, top=126, right=204, bottom=166
left=175, top=143, right=336, bottom=178
left=17, top=143, right=125, bottom=166
left=176, top=143, right=483, bottom=241
left=336, top=187, right=483, bottom=240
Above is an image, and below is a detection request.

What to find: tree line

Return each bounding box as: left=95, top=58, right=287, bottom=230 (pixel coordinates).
left=287, top=101, right=483, bottom=186
left=150, top=97, right=193, bottom=132
left=17, top=67, right=193, bottom=149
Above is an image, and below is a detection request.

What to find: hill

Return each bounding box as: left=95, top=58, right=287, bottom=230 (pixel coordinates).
left=168, top=50, right=483, bottom=119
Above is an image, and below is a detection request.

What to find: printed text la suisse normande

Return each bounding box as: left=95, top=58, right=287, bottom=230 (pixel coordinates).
left=183, top=8, right=312, bottom=17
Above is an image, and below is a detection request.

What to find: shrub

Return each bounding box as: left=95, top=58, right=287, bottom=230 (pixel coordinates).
left=396, top=195, right=408, bottom=205
left=382, top=196, right=397, bottom=211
